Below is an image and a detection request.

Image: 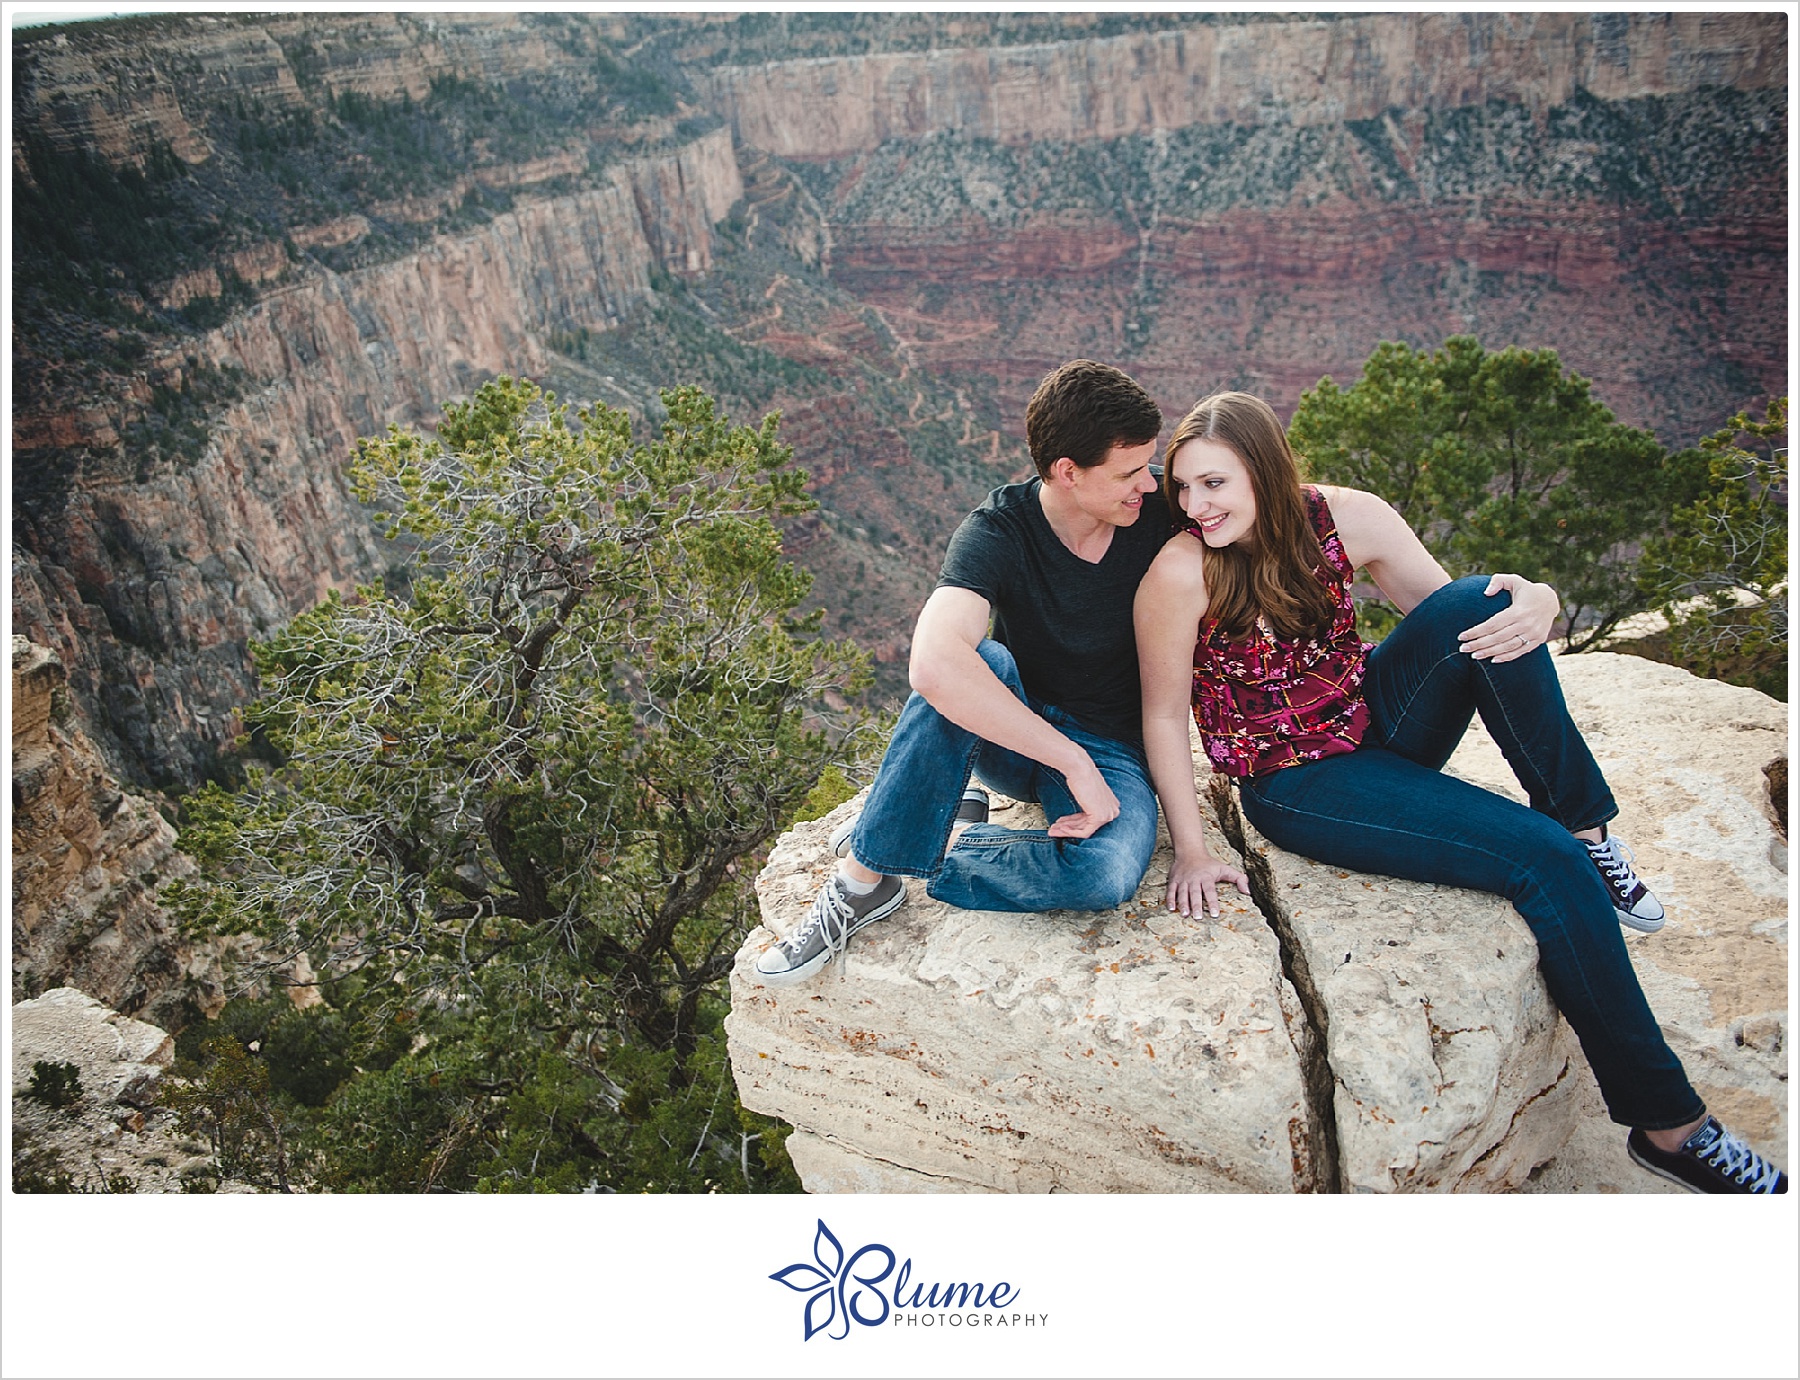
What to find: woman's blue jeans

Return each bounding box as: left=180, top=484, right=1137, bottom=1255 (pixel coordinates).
left=1238, top=576, right=1704, bottom=1131
left=844, top=640, right=1158, bottom=913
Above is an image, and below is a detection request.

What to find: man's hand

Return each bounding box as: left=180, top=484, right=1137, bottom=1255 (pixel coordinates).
left=1165, top=852, right=1251, bottom=919
left=1046, top=752, right=1120, bottom=838
left=1457, top=574, right=1561, bottom=662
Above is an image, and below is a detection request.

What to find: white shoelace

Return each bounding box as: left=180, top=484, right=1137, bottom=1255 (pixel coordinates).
left=781, top=880, right=857, bottom=966
left=1589, top=835, right=1642, bottom=893
left=1700, top=1125, right=1785, bottom=1193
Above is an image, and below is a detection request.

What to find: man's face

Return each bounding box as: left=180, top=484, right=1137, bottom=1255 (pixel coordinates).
left=1064, top=439, right=1160, bottom=527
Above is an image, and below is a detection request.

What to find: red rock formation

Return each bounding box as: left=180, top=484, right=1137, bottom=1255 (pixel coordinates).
left=829, top=189, right=1788, bottom=440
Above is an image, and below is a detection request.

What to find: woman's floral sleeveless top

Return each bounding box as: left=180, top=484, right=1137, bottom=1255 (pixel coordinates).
left=1189, top=487, right=1371, bottom=778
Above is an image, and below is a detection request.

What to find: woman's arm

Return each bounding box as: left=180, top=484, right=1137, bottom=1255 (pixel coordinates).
left=1134, top=538, right=1250, bottom=919
left=1317, top=485, right=1450, bottom=614
left=1320, top=485, right=1559, bottom=660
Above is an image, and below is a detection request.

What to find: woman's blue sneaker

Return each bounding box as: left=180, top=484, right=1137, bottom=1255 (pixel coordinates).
left=1584, top=830, right=1666, bottom=932
left=1627, top=1117, right=1788, bottom=1193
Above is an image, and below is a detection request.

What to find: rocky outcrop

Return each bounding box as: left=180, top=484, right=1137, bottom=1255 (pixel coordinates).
left=10, top=987, right=223, bottom=1193
left=701, top=13, right=1782, bottom=159
left=11, top=637, right=226, bottom=1030
left=13, top=130, right=742, bottom=786
left=12, top=986, right=173, bottom=1105
left=733, top=801, right=1320, bottom=1193
left=727, top=654, right=1787, bottom=1192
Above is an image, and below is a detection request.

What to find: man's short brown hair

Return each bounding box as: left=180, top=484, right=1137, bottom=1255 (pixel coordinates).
left=1024, top=360, right=1163, bottom=480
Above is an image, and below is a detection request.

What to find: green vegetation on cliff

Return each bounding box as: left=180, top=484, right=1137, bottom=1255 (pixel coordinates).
left=1636, top=397, right=1788, bottom=698
left=169, top=378, right=869, bottom=1190
left=1290, top=336, right=1708, bottom=647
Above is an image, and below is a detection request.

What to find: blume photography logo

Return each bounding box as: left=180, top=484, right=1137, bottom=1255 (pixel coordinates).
left=769, top=1219, right=1045, bottom=1341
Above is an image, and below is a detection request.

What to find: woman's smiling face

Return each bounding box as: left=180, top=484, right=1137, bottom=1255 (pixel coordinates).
left=1169, top=437, right=1258, bottom=548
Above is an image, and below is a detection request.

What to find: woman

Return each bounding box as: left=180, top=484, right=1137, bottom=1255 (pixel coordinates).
left=1134, top=390, right=1786, bottom=1194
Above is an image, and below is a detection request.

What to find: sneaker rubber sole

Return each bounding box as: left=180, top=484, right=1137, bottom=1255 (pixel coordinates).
left=1626, top=1138, right=1707, bottom=1192
left=1615, top=906, right=1666, bottom=935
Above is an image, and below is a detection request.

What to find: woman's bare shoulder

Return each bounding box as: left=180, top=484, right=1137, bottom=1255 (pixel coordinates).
left=1148, top=529, right=1208, bottom=581
left=1137, top=532, right=1209, bottom=633
left=1314, top=484, right=1402, bottom=543
left=1312, top=482, right=1380, bottom=515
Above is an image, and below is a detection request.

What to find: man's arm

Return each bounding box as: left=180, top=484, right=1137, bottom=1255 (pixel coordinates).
left=908, top=585, right=1119, bottom=838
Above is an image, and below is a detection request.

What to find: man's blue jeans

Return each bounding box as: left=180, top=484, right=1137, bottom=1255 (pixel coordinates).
left=845, top=640, right=1158, bottom=912
left=1238, top=576, right=1705, bottom=1131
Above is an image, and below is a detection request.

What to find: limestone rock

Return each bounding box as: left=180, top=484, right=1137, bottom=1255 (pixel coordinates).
left=12, top=986, right=173, bottom=1104
left=1209, top=782, right=1581, bottom=1193
left=702, top=14, right=1781, bottom=158
left=9, top=987, right=244, bottom=1194
left=728, top=796, right=1320, bottom=1193
left=727, top=653, right=1787, bottom=1193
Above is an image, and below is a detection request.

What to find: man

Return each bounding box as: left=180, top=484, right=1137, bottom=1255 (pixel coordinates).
left=758, top=359, right=1235, bottom=984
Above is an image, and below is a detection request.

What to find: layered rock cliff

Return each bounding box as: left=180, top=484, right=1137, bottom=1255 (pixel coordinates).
left=700, top=13, right=1782, bottom=158
left=11, top=638, right=222, bottom=1029
left=14, top=130, right=742, bottom=785
left=727, top=13, right=1785, bottom=447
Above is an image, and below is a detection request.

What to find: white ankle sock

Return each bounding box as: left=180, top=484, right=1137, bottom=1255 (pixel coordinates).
left=838, top=869, right=880, bottom=896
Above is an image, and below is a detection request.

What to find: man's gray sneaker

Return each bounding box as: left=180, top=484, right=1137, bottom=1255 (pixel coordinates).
left=1584, top=830, right=1666, bottom=933
left=753, top=871, right=906, bottom=986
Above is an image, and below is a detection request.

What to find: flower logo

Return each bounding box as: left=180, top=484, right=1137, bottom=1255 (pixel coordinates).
left=768, top=1219, right=897, bottom=1340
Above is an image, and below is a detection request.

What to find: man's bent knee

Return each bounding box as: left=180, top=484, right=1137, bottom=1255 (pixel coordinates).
left=1063, top=837, right=1152, bottom=911
left=975, top=638, right=1022, bottom=684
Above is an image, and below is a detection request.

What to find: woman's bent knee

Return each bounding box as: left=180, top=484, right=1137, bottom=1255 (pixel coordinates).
left=1414, top=574, right=1506, bottom=627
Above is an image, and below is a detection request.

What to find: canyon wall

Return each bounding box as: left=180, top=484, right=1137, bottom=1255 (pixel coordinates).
left=14, top=12, right=626, bottom=165
left=700, top=13, right=1783, bottom=159
left=726, top=13, right=1785, bottom=445
left=12, top=8, right=1786, bottom=784
left=11, top=638, right=221, bottom=1029
left=14, top=130, right=741, bottom=784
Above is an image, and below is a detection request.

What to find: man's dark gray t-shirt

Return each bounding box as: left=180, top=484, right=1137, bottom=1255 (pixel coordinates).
left=936, top=478, right=1172, bottom=743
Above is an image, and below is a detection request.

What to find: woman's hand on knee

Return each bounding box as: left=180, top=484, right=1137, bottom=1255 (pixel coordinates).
left=1457, top=573, right=1561, bottom=661
left=1165, top=851, right=1251, bottom=919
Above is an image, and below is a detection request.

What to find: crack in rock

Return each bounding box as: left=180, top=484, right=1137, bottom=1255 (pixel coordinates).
left=1206, top=776, right=1344, bottom=1192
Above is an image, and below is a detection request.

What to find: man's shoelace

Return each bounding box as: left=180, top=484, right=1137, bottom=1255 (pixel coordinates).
left=781, top=881, right=855, bottom=961
left=1701, top=1126, right=1785, bottom=1193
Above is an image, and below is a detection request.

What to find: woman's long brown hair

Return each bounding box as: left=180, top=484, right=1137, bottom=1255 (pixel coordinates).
left=1164, top=391, right=1338, bottom=642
